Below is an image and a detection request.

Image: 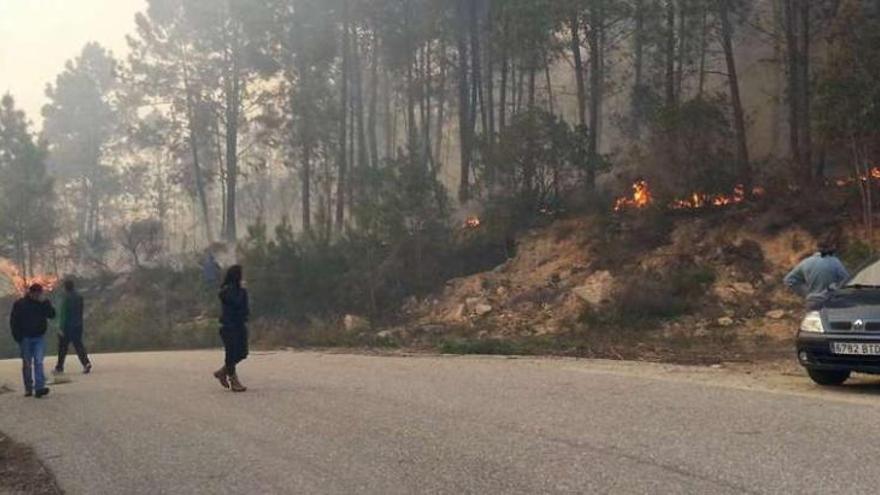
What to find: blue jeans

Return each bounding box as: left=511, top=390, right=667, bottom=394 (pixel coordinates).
left=20, top=336, right=47, bottom=392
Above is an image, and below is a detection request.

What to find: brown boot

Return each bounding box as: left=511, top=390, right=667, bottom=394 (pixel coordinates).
left=229, top=373, right=247, bottom=392
left=213, top=367, right=230, bottom=389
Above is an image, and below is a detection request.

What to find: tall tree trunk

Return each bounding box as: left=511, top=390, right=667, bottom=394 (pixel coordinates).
left=336, top=0, right=350, bottom=231
left=597, top=0, right=606, bottom=143
left=665, top=0, right=677, bottom=107
left=632, top=0, right=645, bottom=136
left=223, top=45, right=241, bottom=243
left=516, top=62, right=525, bottom=113
left=368, top=34, right=380, bottom=168
left=405, top=1, right=418, bottom=155
left=800, top=0, right=813, bottom=178
left=770, top=0, right=784, bottom=155
left=719, top=0, right=751, bottom=184
left=511, top=62, right=518, bottom=116
left=302, top=141, right=311, bottom=233
left=570, top=14, right=587, bottom=128
left=697, top=2, right=709, bottom=98
left=456, top=0, right=472, bottom=202
left=486, top=0, right=496, bottom=142
left=470, top=0, right=487, bottom=136
left=675, top=0, right=688, bottom=101
left=544, top=60, right=554, bottom=113
left=182, top=63, right=213, bottom=244
left=435, top=39, right=447, bottom=165
left=781, top=0, right=802, bottom=170
left=354, top=27, right=369, bottom=171
left=421, top=41, right=434, bottom=171
left=352, top=26, right=368, bottom=215
left=528, top=60, right=536, bottom=108
left=499, top=16, right=509, bottom=131
left=587, top=8, right=601, bottom=191
left=634, top=0, right=644, bottom=90
left=383, top=69, right=393, bottom=158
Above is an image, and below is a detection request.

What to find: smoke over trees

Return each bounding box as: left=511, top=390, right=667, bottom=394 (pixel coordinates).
left=0, top=0, right=878, bottom=316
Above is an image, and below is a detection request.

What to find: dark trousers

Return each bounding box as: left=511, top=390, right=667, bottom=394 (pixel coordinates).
left=56, top=333, right=90, bottom=371
left=220, top=326, right=248, bottom=375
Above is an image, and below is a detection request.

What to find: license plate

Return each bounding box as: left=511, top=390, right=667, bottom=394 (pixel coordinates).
left=831, top=342, right=880, bottom=355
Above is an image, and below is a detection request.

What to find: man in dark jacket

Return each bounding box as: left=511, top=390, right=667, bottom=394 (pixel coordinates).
left=53, top=279, right=92, bottom=374
left=10, top=283, right=56, bottom=398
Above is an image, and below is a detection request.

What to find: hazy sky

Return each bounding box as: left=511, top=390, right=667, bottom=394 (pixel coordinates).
left=0, top=0, right=146, bottom=130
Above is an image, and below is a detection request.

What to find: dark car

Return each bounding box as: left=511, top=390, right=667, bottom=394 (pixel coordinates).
left=797, top=257, right=880, bottom=385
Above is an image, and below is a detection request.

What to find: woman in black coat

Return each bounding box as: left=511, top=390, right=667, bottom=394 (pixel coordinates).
left=213, top=265, right=249, bottom=392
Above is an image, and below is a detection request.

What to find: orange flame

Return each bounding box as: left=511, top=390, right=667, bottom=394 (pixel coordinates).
left=464, top=216, right=481, bottom=229
left=613, top=180, right=653, bottom=211
left=0, top=259, right=59, bottom=295
left=615, top=181, right=764, bottom=212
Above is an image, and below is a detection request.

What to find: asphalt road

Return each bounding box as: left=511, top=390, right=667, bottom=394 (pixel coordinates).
left=2, top=350, right=880, bottom=494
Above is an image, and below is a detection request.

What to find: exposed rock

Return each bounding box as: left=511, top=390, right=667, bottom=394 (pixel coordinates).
left=492, top=261, right=510, bottom=273
left=717, top=317, right=735, bottom=327
left=731, top=282, right=756, bottom=295
left=401, top=296, right=419, bottom=313
left=343, top=314, right=370, bottom=332
left=765, top=309, right=786, bottom=320
left=571, top=271, right=614, bottom=306
left=713, top=285, right=738, bottom=303
left=465, top=297, right=485, bottom=310
left=714, top=282, right=757, bottom=303
left=475, top=303, right=493, bottom=316
left=376, top=330, right=394, bottom=339
left=447, top=304, right=467, bottom=321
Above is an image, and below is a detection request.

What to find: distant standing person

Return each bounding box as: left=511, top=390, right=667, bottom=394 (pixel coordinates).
left=10, top=284, right=56, bottom=398
left=201, top=251, right=222, bottom=288
left=213, top=265, right=249, bottom=392
left=54, top=279, right=92, bottom=375
left=784, top=236, right=850, bottom=309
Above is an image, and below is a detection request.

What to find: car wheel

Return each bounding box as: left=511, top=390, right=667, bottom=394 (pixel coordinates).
left=807, top=368, right=851, bottom=386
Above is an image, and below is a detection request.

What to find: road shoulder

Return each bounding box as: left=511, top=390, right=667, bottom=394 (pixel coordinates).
left=0, top=427, right=63, bottom=495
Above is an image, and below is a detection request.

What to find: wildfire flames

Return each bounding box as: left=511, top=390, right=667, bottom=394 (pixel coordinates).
left=464, top=216, right=482, bottom=229
left=613, top=180, right=653, bottom=211
left=614, top=166, right=880, bottom=212
left=613, top=180, right=766, bottom=212
left=0, top=259, right=59, bottom=295
left=832, top=167, right=880, bottom=187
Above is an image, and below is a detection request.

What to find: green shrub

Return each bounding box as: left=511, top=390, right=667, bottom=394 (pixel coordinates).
left=440, top=338, right=526, bottom=356
left=841, top=238, right=874, bottom=272
left=591, top=263, right=717, bottom=326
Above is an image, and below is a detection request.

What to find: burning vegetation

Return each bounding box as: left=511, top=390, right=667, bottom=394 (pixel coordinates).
left=612, top=180, right=653, bottom=211
left=464, top=216, right=482, bottom=229
left=0, top=259, right=59, bottom=295
left=613, top=180, right=769, bottom=212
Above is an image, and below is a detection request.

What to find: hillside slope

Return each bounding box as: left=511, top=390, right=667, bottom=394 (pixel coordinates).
left=384, top=206, right=838, bottom=361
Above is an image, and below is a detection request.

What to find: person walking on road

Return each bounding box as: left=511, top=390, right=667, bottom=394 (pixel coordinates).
left=54, top=279, right=92, bottom=375
left=213, top=265, right=249, bottom=392
left=784, top=236, right=850, bottom=309
left=10, top=284, right=56, bottom=398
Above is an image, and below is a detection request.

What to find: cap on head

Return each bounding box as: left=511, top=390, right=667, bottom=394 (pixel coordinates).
left=28, top=283, right=43, bottom=294
left=64, top=279, right=75, bottom=291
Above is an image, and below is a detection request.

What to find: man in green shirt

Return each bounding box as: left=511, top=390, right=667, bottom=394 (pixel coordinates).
left=53, top=279, right=92, bottom=374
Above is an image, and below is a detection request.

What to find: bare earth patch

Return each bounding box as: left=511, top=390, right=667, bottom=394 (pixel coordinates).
left=0, top=431, right=62, bottom=495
